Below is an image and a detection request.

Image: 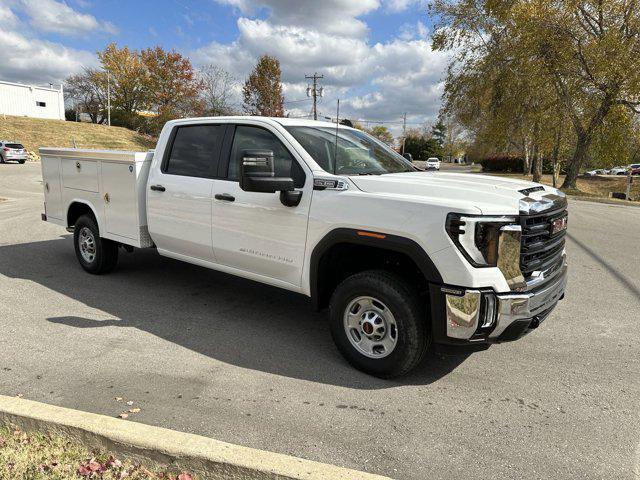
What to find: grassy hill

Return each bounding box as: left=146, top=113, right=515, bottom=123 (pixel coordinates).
left=0, top=115, right=156, bottom=159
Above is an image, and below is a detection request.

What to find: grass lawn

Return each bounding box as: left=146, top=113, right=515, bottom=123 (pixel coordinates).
left=478, top=172, right=639, bottom=203
left=0, top=425, right=194, bottom=479
left=0, top=115, right=156, bottom=159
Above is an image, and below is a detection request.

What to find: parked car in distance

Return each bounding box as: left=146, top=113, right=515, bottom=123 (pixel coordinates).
left=40, top=116, right=568, bottom=378
left=425, top=157, right=441, bottom=170
left=629, top=163, right=640, bottom=175
left=0, top=141, right=27, bottom=164
left=610, top=166, right=629, bottom=175
left=585, top=169, right=610, bottom=176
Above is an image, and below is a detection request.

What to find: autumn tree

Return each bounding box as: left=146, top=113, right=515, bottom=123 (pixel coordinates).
left=243, top=55, right=285, bottom=117
left=199, top=65, right=237, bottom=116
left=367, top=125, right=395, bottom=145
left=141, top=46, right=203, bottom=128
left=96, top=43, right=151, bottom=119
left=431, top=0, right=640, bottom=188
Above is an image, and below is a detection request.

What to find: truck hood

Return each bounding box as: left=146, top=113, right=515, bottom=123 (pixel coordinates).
left=348, top=172, right=561, bottom=215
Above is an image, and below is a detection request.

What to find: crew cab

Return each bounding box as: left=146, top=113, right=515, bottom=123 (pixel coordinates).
left=40, top=117, right=568, bottom=378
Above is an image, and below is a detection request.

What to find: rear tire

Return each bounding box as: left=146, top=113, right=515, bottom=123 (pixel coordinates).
left=18, top=160, right=25, bottom=164
left=73, top=214, right=118, bottom=274
left=329, top=270, right=429, bottom=378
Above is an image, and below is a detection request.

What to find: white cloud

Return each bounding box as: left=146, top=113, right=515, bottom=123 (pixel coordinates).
left=0, top=4, right=96, bottom=85
left=215, top=0, right=379, bottom=38
left=19, top=0, right=118, bottom=36
left=194, top=2, right=451, bottom=133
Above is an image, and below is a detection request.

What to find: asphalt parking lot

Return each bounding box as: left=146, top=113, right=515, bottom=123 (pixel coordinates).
left=1, top=162, right=639, bottom=479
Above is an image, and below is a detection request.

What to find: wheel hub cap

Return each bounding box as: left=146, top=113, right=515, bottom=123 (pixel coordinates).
left=343, top=296, right=397, bottom=359
left=78, top=227, right=96, bottom=263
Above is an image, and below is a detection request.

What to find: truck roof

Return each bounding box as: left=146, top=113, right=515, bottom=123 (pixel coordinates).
left=173, top=116, right=353, bottom=130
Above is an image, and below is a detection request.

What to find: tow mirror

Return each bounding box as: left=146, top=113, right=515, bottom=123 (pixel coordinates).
left=239, top=150, right=294, bottom=193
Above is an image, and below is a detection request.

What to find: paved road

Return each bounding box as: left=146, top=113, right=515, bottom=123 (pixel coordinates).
left=1, top=163, right=639, bottom=479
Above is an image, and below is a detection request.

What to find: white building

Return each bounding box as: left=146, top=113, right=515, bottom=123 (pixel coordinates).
left=0, top=80, right=65, bottom=120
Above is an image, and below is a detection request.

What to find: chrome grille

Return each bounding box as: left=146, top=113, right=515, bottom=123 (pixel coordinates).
left=520, top=207, right=567, bottom=280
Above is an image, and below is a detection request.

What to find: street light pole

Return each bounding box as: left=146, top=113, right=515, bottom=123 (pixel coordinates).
left=107, top=71, right=111, bottom=127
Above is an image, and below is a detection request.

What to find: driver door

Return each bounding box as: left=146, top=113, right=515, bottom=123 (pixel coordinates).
left=211, top=124, right=312, bottom=287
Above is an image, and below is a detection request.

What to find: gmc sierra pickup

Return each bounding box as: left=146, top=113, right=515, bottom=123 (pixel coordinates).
left=40, top=117, right=568, bottom=377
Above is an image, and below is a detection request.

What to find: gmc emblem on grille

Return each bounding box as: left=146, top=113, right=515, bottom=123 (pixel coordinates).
left=550, top=216, right=568, bottom=235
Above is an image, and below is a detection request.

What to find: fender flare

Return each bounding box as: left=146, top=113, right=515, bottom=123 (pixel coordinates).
left=66, top=200, right=101, bottom=230
left=309, top=228, right=443, bottom=310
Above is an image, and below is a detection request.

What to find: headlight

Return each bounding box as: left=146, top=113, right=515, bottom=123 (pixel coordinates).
left=446, top=213, right=518, bottom=267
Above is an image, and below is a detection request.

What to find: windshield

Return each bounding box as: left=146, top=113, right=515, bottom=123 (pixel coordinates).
left=285, top=126, right=416, bottom=175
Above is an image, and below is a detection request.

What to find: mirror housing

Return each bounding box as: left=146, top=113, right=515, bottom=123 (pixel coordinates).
left=239, top=149, right=294, bottom=193
left=402, top=152, right=413, bottom=162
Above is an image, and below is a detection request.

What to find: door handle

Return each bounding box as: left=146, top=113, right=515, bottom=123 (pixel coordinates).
left=150, top=185, right=165, bottom=192
left=215, top=193, right=235, bottom=202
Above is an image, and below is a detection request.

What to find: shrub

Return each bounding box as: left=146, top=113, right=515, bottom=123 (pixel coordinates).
left=480, top=154, right=524, bottom=172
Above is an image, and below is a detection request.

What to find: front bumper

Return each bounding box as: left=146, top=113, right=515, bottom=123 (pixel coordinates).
left=430, top=262, right=568, bottom=345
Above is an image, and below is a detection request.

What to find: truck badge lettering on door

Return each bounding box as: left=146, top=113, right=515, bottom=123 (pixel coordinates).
left=239, top=248, right=294, bottom=264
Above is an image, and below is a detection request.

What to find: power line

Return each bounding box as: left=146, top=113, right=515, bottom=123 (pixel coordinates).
left=283, top=98, right=312, bottom=104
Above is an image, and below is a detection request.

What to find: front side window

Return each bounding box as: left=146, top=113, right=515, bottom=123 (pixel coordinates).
left=165, top=124, right=225, bottom=178
left=229, top=125, right=305, bottom=187
left=285, top=126, right=415, bottom=175
left=36, top=101, right=46, bottom=107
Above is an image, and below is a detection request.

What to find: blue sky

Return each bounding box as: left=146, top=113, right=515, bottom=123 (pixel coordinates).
left=0, top=0, right=449, bottom=134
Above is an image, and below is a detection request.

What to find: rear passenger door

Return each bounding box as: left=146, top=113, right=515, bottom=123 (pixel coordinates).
left=147, top=123, right=225, bottom=262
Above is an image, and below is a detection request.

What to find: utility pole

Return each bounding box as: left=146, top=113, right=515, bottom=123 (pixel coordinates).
left=107, top=70, right=111, bottom=127
left=305, top=72, right=324, bottom=120
left=401, top=112, right=407, bottom=154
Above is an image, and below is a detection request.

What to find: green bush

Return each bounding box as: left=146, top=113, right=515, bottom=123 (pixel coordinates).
left=480, top=154, right=524, bottom=172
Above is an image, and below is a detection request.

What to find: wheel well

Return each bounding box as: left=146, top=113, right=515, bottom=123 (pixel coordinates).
left=313, top=242, right=429, bottom=311
left=67, top=202, right=96, bottom=229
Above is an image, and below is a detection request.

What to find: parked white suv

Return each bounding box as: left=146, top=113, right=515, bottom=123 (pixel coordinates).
left=40, top=117, right=568, bottom=377
left=425, top=157, right=441, bottom=170
left=0, top=141, right=27, bottom=164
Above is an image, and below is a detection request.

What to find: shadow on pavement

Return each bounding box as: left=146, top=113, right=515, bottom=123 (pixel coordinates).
left=0, top=236, right=470, bottom=389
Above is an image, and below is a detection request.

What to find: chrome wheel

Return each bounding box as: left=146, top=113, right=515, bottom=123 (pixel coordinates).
left=343, top=296, right=398, bottom=358
left=78, top=227, right=97, bottom=263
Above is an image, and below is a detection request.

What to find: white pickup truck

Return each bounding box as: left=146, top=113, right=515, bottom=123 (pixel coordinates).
left=40, top=117, right=568, bottom=377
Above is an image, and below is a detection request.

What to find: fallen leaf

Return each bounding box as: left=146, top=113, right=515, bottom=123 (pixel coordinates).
left=115, top=397, right=123, bottom=402
left=128, top=408, right=141, bottom=414
left=126, top=401, right=134, bottom=406
left=118, top=413, right=129, bottom=419
left=15, top=394, right=23, bottom=398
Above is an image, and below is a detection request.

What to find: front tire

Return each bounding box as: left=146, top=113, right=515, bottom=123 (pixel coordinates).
left=73, top=215, right=118, bottom=274
left=329, top=270, right=429, bottom=378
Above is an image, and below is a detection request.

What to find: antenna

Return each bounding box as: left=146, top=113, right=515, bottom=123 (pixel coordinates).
left=333, top=99, right=340, bottom=175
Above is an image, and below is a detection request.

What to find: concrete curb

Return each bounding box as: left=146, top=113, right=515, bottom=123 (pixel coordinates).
left=0, top=395, right=391, bottom=480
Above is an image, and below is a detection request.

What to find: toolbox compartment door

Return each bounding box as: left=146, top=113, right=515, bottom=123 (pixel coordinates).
left=62, top=158, right=99, bottom=192
left=102, top=161, right=139, bottom=241
left=41, top=157, right=63, bottom=220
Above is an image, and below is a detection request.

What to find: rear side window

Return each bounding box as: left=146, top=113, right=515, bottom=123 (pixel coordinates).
left=6, top=144, right=23, bottom=149
left=164, top=125, right=225, bottom=178
left=228, top=126, right=305, bottom=187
